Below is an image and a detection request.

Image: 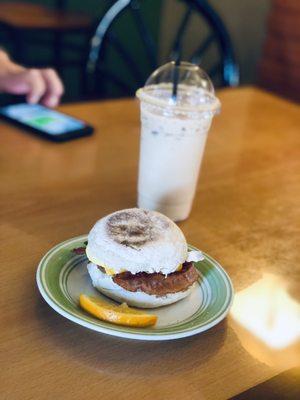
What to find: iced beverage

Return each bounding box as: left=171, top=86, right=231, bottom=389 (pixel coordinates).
left=136, top=62, right=220, bottom=221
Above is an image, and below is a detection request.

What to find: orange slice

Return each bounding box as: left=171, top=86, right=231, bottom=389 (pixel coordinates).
left=79, top=294, right=157, bottom=327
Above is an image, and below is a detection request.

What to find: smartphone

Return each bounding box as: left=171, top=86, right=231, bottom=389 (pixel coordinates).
left=0, top=103, right=94, bottom=142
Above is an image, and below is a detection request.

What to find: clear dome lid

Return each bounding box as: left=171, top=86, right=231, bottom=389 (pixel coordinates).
left=136, top=61, right=220, bottom=113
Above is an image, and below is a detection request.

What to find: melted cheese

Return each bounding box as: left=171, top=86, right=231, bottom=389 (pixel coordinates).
left=100, top=264, right=126, bottom=276
left=103, top=266, right=116, bottom=276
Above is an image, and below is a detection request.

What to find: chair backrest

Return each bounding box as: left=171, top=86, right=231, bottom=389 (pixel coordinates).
left=86, top=0, right=239, bottom=97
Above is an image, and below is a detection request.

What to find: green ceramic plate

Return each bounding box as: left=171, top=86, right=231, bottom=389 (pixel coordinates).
left=36, top=235, right=233, bottom=341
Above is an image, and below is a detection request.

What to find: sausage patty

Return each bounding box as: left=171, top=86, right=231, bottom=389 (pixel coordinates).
left=110, top=262, right=199, bottom=296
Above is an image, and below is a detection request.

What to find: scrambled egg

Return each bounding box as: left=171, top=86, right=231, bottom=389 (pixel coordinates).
left=100, top=263, right=182, bottom=276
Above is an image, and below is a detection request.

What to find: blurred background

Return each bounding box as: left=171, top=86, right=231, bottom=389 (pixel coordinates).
left=0, top=0, right=298, bottom=103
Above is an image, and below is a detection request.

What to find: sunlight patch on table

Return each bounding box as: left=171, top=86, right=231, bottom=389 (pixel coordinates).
left=230, top=274, right=300, bottom=349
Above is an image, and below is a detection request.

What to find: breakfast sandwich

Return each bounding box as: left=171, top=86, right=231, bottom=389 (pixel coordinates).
left=85, top=208, right=203, bottom=308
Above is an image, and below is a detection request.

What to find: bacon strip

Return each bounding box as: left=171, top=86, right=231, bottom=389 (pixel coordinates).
left=112, top=262, right=199, bottom=296
left=72, top=247, right=86, bottom=255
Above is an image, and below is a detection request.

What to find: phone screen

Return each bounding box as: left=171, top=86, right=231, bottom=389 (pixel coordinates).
left=0, top=103, right=86, bottom=136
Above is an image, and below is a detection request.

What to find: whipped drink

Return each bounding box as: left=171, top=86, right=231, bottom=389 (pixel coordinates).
left=136, top=62, right=220, bottom=221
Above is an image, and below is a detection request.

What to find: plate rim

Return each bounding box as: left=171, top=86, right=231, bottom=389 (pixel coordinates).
left=36, top=235, right=234, bottom=341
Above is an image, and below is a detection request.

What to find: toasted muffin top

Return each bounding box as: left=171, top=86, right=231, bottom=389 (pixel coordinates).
left=86, top=208, right=187, bottom=275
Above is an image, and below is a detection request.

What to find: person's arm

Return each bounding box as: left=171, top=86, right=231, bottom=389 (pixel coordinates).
left=0, top=49, right=64, bottom=107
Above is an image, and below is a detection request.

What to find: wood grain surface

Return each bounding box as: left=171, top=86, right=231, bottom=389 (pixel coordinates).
left=0, top=2, right=91, bottom=30
left=0, top=87, right=299, bottom=400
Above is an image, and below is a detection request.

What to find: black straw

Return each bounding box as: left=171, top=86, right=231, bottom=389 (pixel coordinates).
left=172, top=57, right=181, bottom=102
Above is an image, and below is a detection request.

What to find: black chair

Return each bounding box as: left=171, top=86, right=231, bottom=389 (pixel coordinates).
left=86, top=0, right=239, bottom=98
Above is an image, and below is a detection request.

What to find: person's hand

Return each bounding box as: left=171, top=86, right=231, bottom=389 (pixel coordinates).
left=0, top=50, right=64, bottom=107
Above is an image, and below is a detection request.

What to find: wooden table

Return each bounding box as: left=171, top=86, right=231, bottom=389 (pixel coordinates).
left=1, top=87, right=299, bottom=400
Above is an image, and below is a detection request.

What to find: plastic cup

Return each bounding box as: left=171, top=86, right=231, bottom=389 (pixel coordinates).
left=136, top=61, right=220, bottom=221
